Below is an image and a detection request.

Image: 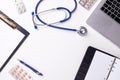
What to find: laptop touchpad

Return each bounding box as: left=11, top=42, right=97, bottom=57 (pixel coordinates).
left=87, top=9, right=113, bottom=34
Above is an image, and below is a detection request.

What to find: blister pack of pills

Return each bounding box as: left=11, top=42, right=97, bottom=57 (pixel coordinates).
left=14, top=0, right=26, bottom=14
left=9, top=65, right=33, bottom=80
left=79, top=0, right=97, bottom=10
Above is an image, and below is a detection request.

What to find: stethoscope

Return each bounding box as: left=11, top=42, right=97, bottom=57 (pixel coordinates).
left=32, top=0, right=87, bottom=36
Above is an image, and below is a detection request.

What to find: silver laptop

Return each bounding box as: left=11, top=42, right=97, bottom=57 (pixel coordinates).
left=87, top=0, right=120, bottom=47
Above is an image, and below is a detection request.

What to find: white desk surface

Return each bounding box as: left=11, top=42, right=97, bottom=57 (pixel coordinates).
left=0, top=0, right=120, bottom=80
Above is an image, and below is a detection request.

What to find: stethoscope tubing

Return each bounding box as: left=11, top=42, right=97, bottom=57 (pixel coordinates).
left=32, top=0, right=84, bottom=32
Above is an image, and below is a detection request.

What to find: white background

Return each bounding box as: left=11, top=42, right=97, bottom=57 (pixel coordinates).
left=0, top=0, right=120, bottom=80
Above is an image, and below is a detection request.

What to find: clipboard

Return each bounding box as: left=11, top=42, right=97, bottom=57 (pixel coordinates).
left=75, top=46, right=120, bottom=80
left=0, top=11, right=29, bottom=72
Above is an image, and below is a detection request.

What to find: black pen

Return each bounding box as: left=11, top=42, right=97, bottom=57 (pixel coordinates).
left=18, top=59, right=43, bottom=76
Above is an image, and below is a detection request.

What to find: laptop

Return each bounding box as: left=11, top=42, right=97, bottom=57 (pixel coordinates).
left=87, top=0, right=120, bottom=47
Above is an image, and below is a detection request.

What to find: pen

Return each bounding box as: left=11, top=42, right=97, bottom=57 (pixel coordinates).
left=18, top=59, right=43, bottom=76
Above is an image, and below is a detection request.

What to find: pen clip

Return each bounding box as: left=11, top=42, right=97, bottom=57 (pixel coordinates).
left=0, top=11, right=17, bottom=29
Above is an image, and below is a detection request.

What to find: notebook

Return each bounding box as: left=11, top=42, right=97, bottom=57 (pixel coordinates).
left=75, top=46, right=120, bottom=80
left=0, top=11, right=29, bottom=72
left=87, top=0, right=120, bottom=48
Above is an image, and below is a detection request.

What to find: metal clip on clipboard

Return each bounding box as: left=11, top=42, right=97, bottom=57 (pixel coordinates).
left=0, top=11, right=16, bottom=29
left=0, top=11, right=29, bottom=72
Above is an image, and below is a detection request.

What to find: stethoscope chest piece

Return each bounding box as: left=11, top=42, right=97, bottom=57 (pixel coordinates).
left=77, top=26, right=87, bottom=36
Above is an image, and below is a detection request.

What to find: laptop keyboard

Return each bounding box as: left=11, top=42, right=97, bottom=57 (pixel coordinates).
left=101, top=0, right=120, bottom=24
